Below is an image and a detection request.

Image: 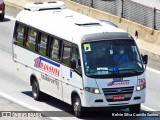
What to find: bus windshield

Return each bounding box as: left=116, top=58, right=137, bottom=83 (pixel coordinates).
left=82, top=39, right=144, bottom=78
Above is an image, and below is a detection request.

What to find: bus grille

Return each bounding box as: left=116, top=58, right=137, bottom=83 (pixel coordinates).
left=102, top=86, right=134, bottom=102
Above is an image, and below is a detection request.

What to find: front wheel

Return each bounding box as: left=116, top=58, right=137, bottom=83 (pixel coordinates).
left=72, top=96, right=83, bottom=118
left=129, top=104, right=141, bottom=114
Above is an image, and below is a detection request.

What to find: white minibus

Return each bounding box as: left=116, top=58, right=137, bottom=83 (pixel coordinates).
left=12, top=1, right=148, bottom=117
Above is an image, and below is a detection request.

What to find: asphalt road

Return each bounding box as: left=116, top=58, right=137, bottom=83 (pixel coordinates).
left=0, top=5, right=160, bottom=120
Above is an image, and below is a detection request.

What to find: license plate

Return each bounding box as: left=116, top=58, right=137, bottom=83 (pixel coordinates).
left=112, top=95, right=125, bottom=100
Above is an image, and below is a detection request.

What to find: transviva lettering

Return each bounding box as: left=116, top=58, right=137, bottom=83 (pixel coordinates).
left=34, top=57, right=60, bottom=77
left=107, top=80, right=130, bottom=86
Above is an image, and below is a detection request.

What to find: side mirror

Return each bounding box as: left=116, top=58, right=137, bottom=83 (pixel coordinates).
left=142, top=55, right=148, bottom=64
left=141, top=55, right=148, bottom=70
left=71, top=59, right=76, bottom=69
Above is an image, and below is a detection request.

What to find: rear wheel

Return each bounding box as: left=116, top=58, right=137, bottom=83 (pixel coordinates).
left=32, top=80, right=43, bottom=101
left=72, top=96, right=83, bottom=118
left=129, top=104, right=141, bottom=114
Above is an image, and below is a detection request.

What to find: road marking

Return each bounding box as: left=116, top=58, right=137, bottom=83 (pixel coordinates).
left=5, top=15, right=16, bottom=21
left=142, top=105, right=157, bottom=111
left=0, top=91, right=62, bottom=120
left=147, top=67, right=160, bottom=74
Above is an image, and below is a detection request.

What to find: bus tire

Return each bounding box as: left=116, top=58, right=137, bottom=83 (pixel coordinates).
left=129, top=104, right=141, bottom=114
left=32, top=80, right=43, bottom=101
left=72, top=96, right=83, bottom=118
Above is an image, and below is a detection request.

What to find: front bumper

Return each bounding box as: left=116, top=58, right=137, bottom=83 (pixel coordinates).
left=81, top=88, right=145, bottom=107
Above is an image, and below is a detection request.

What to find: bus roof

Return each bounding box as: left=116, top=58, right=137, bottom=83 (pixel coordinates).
left=16, top=1, right=130, bottom=45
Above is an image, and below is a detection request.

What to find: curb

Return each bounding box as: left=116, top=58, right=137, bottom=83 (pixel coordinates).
left=4, top=0, right=25, bottom=10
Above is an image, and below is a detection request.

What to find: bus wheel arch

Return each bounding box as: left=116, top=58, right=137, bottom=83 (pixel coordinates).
left=30, top=74, right=43, bottom=101
left=71, top=91, right=84, bottom=118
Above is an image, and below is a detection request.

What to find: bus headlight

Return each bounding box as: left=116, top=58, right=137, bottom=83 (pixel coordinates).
left=136, top=84, right=146, bottom=91
left=85, top=87, right=100, bottom=94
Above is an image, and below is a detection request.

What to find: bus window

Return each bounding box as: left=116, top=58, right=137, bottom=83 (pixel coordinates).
left=51, top=38, right=60, bottom=61
left=38, top=33, right=48, bottom=56
left=27, top=27, right=37, bottom=52
left=62, top=42, right=71, bottom=67
left=16, top=23, right=25, bottom=47
left=71, top=46, right=82, bottom=74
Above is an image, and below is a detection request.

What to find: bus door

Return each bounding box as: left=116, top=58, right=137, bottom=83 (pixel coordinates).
left=61, top=42, right=83, bottom=104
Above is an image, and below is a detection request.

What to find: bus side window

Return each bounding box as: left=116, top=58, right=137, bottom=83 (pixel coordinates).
left=71, top=46, right=82, bottom=75
left=27, top=27, right=37, bottom=52
left=51, top=38, right=60, bottom=61
left=38, top=33, right=48, bottom=56
left=15, top=23, right=25, bottom=47
left=62, top=42, right=71, bottom=67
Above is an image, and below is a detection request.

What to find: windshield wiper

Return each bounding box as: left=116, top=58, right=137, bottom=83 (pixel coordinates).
left=97, top=69, right=114, bottom=72
left=118, top=68, right=141, bottom=73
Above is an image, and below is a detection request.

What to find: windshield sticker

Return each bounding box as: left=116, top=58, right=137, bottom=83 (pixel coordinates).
left=97, top=67, right=108, bottom=74
left=109, top=50, right=113, bottom=55
left=84, top=44, right=91, bottom=52
left=107, top=80, right=130, bottom=86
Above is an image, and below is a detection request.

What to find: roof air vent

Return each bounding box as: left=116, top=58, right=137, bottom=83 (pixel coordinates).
left=75, top=22, right=101, bottom=27
left=24, top=1, right=66, bottom=11
left=48, top=1, right=57, bottom=3
left=34, top=2, right=43, bottom=4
